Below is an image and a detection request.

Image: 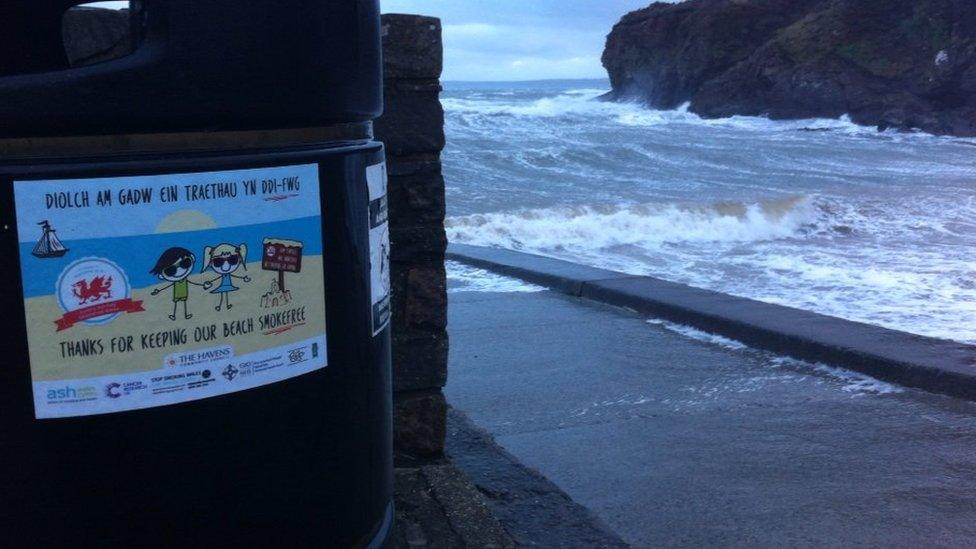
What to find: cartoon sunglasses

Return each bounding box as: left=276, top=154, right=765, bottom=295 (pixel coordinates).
left=212, top=255, right=241, bottom=268
left=164, top=257, right=194, bottom=277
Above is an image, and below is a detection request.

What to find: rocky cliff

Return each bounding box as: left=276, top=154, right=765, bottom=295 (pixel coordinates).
left=602, top=0, right=976, bottom=136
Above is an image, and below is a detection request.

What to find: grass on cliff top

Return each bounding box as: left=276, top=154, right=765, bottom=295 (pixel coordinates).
left=778, top=0, right=952, bottom=79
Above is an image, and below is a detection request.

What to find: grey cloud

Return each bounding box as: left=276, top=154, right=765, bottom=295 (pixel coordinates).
left=382, top=0, right=657, bottom=80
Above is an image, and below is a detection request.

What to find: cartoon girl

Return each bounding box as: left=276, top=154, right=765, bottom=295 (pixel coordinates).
left=201, top=243, right=251, bottom=311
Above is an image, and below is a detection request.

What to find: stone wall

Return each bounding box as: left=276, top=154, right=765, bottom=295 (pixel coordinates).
left=374, top=14, right=449, bottom=464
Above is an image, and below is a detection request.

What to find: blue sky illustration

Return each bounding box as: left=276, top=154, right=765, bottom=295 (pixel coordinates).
left=14, top=164, right=320, bottom=242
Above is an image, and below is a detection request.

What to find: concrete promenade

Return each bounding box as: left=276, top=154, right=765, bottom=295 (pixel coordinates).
left=446, top=244, right=976, bottom=402
left=447, top=287, right=976, bottom=547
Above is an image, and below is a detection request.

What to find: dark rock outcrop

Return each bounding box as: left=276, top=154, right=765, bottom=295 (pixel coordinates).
left=603, top=0, right=976, bottom=136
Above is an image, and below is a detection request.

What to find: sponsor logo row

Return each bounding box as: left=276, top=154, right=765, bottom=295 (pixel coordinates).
left=44, top=342, right=319, bottom=407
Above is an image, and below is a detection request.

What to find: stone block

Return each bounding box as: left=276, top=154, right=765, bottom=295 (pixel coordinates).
left=392, top=331, right=449, bottom=392
left=381, top=14, right=443, bottom=80
left=392, top=261, right=447, bottom=330
left=386, top=153, right=442, bottom=178
left=394, top=390, right=447, bottom=463
left=391, top=226, right=448, bottom=262
left=375, top=82, right=445, bottom=156
left=389, top=172, right=446, bottom=228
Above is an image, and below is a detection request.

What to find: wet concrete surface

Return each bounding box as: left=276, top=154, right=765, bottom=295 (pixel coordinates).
left=447, top=290, right=976, bottom=548
left=445, top=408, right=627, bottom=548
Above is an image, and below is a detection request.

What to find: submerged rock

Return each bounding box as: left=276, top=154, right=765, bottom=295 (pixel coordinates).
left=602, top=0, right=976, bottom=136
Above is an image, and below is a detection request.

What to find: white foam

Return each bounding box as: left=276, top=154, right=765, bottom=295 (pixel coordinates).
left=442, top=89, right=625, bottom=118
left=447, top=196, right=818, bottom=250
left=772, top=357, right=903, bottom=395
left=645, top=319, right=903, bottom=396
left=571, top=394, right=655, bottom=417
left=447, top=260, right=545, bottom=294
left=646, top=319, right=748, bottom=350
left=563, top=88, right=610, bottom=96
left=442, top=87, right=892, bottom=136
left=446, top=194, right=976, bottom=343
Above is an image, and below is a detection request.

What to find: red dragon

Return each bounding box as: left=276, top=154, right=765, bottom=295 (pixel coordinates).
left=72, top=276, right=113, bottom=305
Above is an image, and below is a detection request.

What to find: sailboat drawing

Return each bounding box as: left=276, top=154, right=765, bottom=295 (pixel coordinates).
left=32, top=221, right=69, bottom=259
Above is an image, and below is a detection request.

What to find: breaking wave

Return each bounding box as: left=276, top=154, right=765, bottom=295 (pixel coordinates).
left=447, top=196, right=821, bottom=250
left=443, top=89, right=872, bottom=135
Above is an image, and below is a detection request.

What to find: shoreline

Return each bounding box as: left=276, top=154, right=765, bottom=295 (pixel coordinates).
left=447, top=243, right=976, bottom=402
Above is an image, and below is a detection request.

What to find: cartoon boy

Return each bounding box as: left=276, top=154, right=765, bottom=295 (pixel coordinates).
left=201, top=243, right=251, bottom=311
left=150, top=247, right=205, bottom=321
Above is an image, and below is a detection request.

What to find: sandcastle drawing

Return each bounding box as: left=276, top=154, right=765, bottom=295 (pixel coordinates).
left=260, top=278, right=293, bottom=309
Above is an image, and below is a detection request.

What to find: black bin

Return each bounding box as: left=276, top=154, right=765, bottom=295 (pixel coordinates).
left=0, top=2, right=393, bottom=547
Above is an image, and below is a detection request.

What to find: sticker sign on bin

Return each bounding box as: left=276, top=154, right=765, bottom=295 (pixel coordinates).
left=367, top=162, right=391, bottom=336
left=14, top=164, right=328, bottom=419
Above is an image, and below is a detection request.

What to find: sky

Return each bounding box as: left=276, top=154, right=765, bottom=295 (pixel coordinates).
left=382, top=1, right=657, bottom=81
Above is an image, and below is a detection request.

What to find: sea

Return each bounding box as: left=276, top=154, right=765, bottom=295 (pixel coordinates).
left=442, top=79, right=976, bottom=344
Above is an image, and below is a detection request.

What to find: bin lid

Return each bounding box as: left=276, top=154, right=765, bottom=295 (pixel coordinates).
left=0, top=0, right=382, bottom=138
